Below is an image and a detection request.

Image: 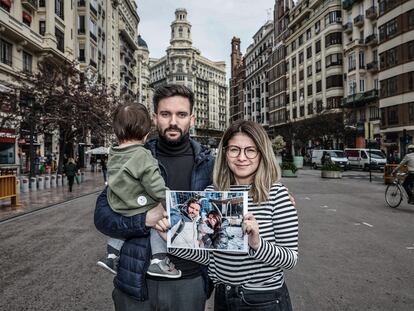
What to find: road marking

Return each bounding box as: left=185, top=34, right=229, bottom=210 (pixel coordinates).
left=353, top=223, right=361, bottom=226
left=326, top=209, right=337, bottom=212
left=362, top=222, right=373, bottom=227
left=320, top=205, right=328, bottom=208
left=304, top=197, right=311, bottom=200
left=406, top=247, right=414, bottom=250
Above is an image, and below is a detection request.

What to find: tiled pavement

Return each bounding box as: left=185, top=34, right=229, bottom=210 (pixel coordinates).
left=0, top=171, right=105, bottom=222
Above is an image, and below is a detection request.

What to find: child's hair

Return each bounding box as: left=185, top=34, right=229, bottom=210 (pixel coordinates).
left=113, top=103, right=151, bottom=142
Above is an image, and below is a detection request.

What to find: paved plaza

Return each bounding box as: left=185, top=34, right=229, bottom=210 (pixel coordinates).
left=0, top=168, right=413, bottom=310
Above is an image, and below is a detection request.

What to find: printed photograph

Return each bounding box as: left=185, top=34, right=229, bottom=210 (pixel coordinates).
left=166, top=190, right=248, bottom=252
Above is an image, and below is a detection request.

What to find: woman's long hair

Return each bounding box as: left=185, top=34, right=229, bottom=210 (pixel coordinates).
left=213, top=120, right=281, bottom=203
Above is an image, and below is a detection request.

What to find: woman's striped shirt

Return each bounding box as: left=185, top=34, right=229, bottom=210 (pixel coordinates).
left=170, top=182, right=299, bottom=291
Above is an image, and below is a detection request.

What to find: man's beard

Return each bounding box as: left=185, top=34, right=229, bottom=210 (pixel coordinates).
left=159, top=125, right=189, bottom=145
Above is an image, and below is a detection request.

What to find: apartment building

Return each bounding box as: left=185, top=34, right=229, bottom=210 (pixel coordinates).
left=378, top=0, right=414, bottom=156
left=341, top=0, right=380, bottom=148
left=0, top=0, right=144, bottom=172
left=229, top=37, right=245, bottom=123
left=285, top=0, right=344, bottom=149
left=244, top=21, right=273, bottom=128
left=268, top=0, right=290, bottom=137
left=150, top=8, right=227, bottom=146
left=136, top=35, right=152, bottom=112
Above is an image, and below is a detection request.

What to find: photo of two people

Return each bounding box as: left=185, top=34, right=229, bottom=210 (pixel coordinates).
left=166, top=191, right=249, bottom=252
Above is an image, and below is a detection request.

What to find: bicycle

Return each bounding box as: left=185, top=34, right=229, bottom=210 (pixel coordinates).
left=384, top=173, right=413, bottom=208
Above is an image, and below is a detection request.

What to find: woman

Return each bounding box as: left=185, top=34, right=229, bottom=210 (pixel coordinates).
left=169, top=120, right=298, bottom=310
left=64, top=158, right=77, bottom=192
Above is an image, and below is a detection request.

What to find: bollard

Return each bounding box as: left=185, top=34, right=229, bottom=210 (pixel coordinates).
left=30, top=177, right=37, bottom=191
left=51, top=175, right=57, bottom=188
left=57, top=174, right=62, bottom=187
left=16, top=178, right=21, bottom=195
left=37, top=176, right=44, bottom=190
left=81, top=172, right=85, bottom=182
left=21, top=178, right=29, bottom=193
left=44, top=175, right=51, bottom=189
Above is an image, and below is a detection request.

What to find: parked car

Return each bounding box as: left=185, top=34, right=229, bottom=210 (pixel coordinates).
left=344, top=148, right=387, bottom=171
left=311, top=150, right=350, bottom=170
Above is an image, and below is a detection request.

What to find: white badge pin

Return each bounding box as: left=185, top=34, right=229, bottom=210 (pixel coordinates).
left=137, top=196, right=147, bottom=206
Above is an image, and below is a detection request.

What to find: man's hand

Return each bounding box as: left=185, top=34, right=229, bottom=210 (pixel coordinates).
left=154, top=217, right=170, bottom=233
left=145, top=203, right=167, bottom=228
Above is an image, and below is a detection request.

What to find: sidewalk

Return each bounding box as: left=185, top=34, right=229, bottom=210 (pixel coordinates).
left=0, top=171, right=106, bottom=222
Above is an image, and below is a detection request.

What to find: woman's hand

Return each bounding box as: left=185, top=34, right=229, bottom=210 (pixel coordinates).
left=242, top=213, right=260, bottom=251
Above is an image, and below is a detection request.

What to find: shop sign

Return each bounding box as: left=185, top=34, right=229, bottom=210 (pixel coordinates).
left=0, top=128, right=16, bottom=143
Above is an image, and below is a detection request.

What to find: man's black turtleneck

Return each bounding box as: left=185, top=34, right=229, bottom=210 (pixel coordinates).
left=155, top=133, right=200, bottom=279
left=156, top=133, right=194, bottom=191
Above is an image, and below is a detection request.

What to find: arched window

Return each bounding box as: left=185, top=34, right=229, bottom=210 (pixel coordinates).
left=179, top=27, right=183, bottom=37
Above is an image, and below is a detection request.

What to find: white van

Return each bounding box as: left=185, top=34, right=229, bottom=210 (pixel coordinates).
left=311, top=150, right=350, bottom=169
left=344, top=148, right=387, bottom=171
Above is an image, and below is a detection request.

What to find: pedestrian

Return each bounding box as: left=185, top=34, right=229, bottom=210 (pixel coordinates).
left=168, top=120, right=298, bottom=310
left=94, top=84, right=215, bottom=311
left=64, top=158, right=77, bottom=192
left=90, top=156, right=96, bottom=172
left=96, top=102, right=181, bottom=279
left=101, top=157, right=108, bottom=185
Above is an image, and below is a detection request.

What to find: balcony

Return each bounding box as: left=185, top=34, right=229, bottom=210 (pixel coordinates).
left=341, top=89, right=379, bottom=108
left=354, top=15, right=364, bottom=27
left=90, top=4, right=97, bottom=16
left=343, top=22, right=353, bottom=34
left=342, top=0, right=354, bottom=11
left=365, top=34, right=378, bottom=46
left=366, top=6, right=377, bottom=19
left=89, top=59, right=97, bottom=68
left=90, top=32, right=97, bottom=42
left=22, top=0, right=38, bottom=10
left=77, top=28, right=85, bottom=35
left=366, top=61, right=378, bottom=72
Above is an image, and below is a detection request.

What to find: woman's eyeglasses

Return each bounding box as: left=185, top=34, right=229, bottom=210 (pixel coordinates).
left=224, top=145, right=259, bottom=159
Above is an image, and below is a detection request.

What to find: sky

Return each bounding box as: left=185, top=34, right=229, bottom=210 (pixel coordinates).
left=137, top=0, right=276, bottom=79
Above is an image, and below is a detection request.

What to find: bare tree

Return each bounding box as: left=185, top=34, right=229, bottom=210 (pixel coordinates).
left=1, top=57, right=118, bottom=175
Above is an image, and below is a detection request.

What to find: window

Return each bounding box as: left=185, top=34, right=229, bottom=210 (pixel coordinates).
left=316, top=100, right=323, bottom=112
left=349, top=79, right=357, bottom=94
left=299, top=52, right=304, bottom=64
left=348, top=52, right=356, bottom=71
left=326, top=53, right=342, bottom=67
left=307, top=84, right=313, bottom=96
left=0, top=0, right=11, bottom=12
left=300, top=106, right=304, bottom=117
left=325, top=11, right=342, bottom=26
left=308, top=102, right=313, bottom=115
left=0, top=39, right=12, bottom=66
left=0, top=143, right=15, bottom=164
left=307, top=65, right=312, bottom=77
left=298, top=35, right=303, bottom=46
left=409, top=103, right=414, bottom=121
left=292, top=91, right=297, bottom=102
left=370, top=106, right=380, bottom=120
left=316, top=60, right=321, bottom=73
left=387, top=106, right=399, bottom=125
left=359, top=79, right=365, bottom=92
left=23, top=52, right=32, bottom=73
left=316, top=80, right=322, bottom=93
left=326, top=75, right=343, bottom=89
left=291, top=41, right=296, bottom=51
left=78, top=16, right=85, bottom=34
left=299, top=70, right=304, bottom=81
left=306, top=46, right=312, bottom=59
left=39, top=21, right=46, bottom=36
left=293, top=107, right=297, bottom=119
left=325, top=32, right=342, bottom=47
left=315, top=21, right=321, bottom=33
left=306, top=28, right=312, bottom=40
left=292, top=57, right=296, bottom=68
left=55, top=27, right=64, bottom=52
left=327, top=97, right=342, bottom=109
left=359, top=51, right=365, bottom=68
left=78, top=43, right=85, bottom=62
left=315, top=40, right=321, bottom=53
left=55, top=0, right=64, bottom=20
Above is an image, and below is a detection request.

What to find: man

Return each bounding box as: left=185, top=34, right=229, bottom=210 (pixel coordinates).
left=94, top=84, right=214, bottom=311
left=200, top=210, right=229, bottom=250
left=170, top=198, right=202, bottom=248
left=392, top=144, right=414, bottom=203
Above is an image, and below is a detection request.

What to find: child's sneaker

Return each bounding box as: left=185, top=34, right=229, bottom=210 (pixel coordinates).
left=146, top=257, right=182, bottom=278
left=97, top=254, right=118, bottom=275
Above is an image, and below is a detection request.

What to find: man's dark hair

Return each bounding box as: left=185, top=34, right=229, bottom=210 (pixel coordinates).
left=113, top=103, right=151, bottom=142
left=153, top=84, right=194, bottom=113
left=186, top=197, right=201, bottom=209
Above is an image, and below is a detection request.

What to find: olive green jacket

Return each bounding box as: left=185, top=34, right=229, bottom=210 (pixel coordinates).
left=107, top=144, right=166, bottom=216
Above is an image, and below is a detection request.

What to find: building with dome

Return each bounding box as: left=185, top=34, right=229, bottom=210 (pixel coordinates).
left=149, top=8, right=228, bottom=146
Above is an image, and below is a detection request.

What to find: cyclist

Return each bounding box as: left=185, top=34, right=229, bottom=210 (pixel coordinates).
left=392, top=144, right=414, bottom=203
